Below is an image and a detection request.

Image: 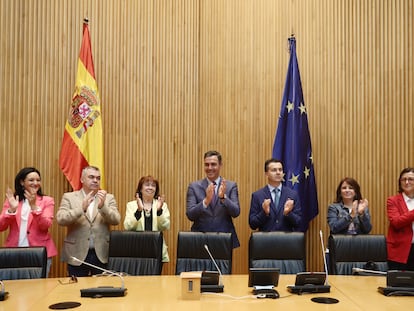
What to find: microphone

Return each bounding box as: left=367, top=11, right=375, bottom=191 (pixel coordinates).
left=352, top=267, right=387, bottom=276
left=203, top=244, right=224, bottom=287
left=0, top=280, right=8, bottom=301
left=287, top=231, right=331, bottom=295
left=319, top=230, right=329, bottom=286
left=71, top=256, right=127, bottom=297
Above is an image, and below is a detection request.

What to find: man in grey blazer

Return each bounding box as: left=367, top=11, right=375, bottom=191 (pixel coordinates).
left=57, top=166, right=120, bottom=276
left=186, top=150, right=240, bottom=248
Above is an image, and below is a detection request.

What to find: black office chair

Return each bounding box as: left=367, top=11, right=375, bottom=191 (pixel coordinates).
left=175, top=231, right=233, bottom=275
left=107, top=230, right=163, bottom=275
left=249, top=231, right=306, bottom=274
left=0, top=246, right=47, bottom=280
left=328, top=234, right=388, bottom=275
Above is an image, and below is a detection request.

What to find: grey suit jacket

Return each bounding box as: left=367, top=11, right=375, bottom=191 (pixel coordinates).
left=56, top=190, right=120, bottom=265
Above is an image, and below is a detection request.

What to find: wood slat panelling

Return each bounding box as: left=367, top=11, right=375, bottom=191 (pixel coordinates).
left=0, top=0, right=412, bottom=277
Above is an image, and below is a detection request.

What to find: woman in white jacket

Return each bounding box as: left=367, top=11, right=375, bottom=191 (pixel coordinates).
left=124, top=175, right=170, bottom=263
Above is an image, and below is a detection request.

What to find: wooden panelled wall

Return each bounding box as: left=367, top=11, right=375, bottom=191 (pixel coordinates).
left=0, top=0, right=412, bottom=277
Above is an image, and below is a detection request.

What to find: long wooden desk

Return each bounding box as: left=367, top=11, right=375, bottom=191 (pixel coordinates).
left=0, top=274, right=412, bottom=310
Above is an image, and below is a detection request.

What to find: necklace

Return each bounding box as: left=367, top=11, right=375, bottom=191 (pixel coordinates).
left=143, top=201, right=152, bottom=217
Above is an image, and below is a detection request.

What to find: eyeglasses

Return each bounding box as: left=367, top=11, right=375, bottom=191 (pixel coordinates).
left=400, top=177, right=414, bottom=183
left=58, top=275, right=78, bottom=285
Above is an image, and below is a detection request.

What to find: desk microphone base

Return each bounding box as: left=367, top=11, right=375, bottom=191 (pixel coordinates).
left=80, top=286, right=127, bottom=298
left=201, top=284, right=224, bottom=293
left=0, top=292, right=8, bottom=301
left=287, top=285, right=331, bottom=294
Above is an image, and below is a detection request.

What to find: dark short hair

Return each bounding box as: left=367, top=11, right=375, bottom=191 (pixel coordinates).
left=335, top=177, right=362, bottom=203
left=398, top=167, right=414, bottom=193
left=14, top=167, right=43, bottom=201
left=264, top=158, right=283, bottom=172
left=204, top=150, right=222, bottom=164
left=135, top=175, right=160, bottom=199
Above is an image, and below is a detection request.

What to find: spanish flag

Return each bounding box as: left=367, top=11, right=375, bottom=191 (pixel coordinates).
left=59, top=19, right=105, bottom=190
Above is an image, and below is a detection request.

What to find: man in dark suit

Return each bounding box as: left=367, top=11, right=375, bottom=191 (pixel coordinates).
left=57, top=166, right=121, bottom=276
left=186, top=150, right=240, bottom=248
left=249, top=158, right=302, bottom=232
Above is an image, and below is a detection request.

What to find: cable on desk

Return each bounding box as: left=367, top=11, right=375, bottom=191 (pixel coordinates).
left=201, top=292, right=258, bottom=300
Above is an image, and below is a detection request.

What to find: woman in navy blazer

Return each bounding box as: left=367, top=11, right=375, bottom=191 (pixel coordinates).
left=386, top=167, right=414, bottom=271
left=249, top=159, right=302, bottom=232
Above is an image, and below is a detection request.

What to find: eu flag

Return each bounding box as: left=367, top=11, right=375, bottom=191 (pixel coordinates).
left=272, top=37, right=319, bottom=232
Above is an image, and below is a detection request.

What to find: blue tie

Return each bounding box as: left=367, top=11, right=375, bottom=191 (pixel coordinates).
left=274, top=188, right=280, bottom=208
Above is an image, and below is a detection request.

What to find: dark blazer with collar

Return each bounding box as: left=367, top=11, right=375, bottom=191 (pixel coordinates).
left=56, top=190, right=121, bottom=265
left=386, top=193, right=414, bottom=263
left=249, top=185, right=302, bottom=232
left=186, top=178, right=240, bottom=248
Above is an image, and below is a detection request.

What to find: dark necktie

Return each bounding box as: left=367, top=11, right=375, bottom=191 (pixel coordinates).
left=212, top=181, right=218, bottom=206
left=274, top=188, right=280, bottom=209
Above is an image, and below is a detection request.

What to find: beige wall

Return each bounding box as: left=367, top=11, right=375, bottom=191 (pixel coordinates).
left=0, top=0, right=412, bottom=277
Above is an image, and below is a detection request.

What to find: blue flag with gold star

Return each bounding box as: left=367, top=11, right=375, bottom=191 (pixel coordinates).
left=272, top=37, right=319, bottom=232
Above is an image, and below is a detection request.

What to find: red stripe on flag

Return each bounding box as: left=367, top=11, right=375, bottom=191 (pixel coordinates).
left=79, top=23, right=95, bottom=79
left=59, top=130, right=88, bottom=190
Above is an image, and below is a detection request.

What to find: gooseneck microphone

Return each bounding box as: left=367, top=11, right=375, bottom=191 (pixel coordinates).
left=352, top=267, right=386, bottom=275
left=71, top=256, right=127, bottom=297
left=319, top=230, right=329, bottom=286
left=203, top=244, right=224, bottom=287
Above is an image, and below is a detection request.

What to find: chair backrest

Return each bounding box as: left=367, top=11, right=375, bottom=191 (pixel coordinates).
left=328, top=234, right=388, bottom=275
left=107, top=230, right=163, bottom=275
left=175, top=231, right=233, bottom=275
left=249, top=231, right=306, bottom=274
left=0, top=246, right=47, bottom=280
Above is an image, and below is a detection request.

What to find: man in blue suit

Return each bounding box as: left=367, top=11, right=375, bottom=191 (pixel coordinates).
left=249, top=158, right=302, bottom=232
left=186, top=150, right=240, bottom=248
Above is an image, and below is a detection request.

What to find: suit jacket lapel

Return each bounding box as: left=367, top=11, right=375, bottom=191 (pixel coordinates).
left=16, top=200, right=23, bottom=229
left=79, top=190, right=97, bottom=222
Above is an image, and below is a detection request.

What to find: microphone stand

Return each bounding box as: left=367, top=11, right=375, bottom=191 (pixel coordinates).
left=203, top=245, right=223, bottom=286
left=202, top=245, right=224, bottom=292
left=0, top=280, right=8, bottom=301
left=71, top=256, right=127, bottom=298
left=319, top=230, right=330, bottom=286
left=352, top=267, right=387, bottom=276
